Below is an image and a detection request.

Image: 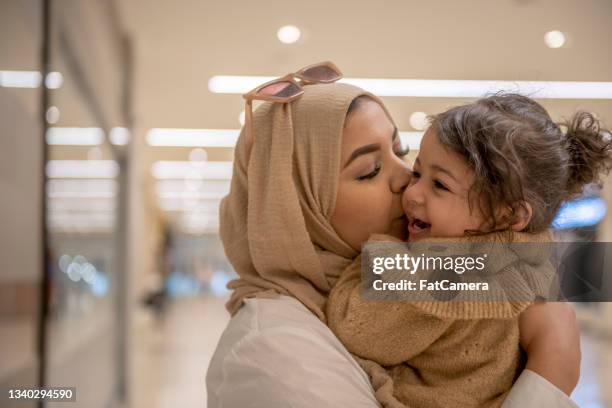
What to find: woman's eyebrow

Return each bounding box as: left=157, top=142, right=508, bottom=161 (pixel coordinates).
left=343, top=143, right=380, bottom=169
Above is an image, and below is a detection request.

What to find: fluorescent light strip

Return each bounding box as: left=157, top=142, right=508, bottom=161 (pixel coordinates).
left=147, top=128, right=239, bottom=147
left=209, top=76, right=612, bottom=99
left=146, top=128, right=423, bottom=148
left=46, top=127, right=105, bottom=145
left=159, top=199, right=220, bottom=212
left=0, top=70, right=62, bottom=89
left=48, top=199, right=117, bottom=212
left=155, top=179, right=230, bottom=195
left=46, top=160, right=119, bottom=179
left=151, top=161, right=233, bottom=180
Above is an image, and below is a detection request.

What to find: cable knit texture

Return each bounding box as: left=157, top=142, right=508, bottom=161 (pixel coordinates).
left=326, top=231, right=557, bottom=408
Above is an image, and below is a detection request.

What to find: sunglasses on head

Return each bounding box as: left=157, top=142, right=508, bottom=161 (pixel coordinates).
left=242, top=61, right=343, bottom=147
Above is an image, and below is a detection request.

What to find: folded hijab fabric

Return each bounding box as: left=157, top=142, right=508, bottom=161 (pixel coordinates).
left=219, top=83, right=394, bottom=321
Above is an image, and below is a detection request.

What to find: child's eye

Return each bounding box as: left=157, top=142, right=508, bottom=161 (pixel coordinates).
left=434, top=180, right=449, bottom=191
left=357, top=165, right=381, bottom=181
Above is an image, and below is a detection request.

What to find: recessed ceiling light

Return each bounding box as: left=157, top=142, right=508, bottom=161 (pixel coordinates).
left=110, top=127, right=130, bottom=145
left=46, top=106, right=60, bottom=124
left=189, top=148, right=208, bottom=162
left=544, top=30, right=566, bottom=49
left=409, top=112, right=428, bottom=131
left=277, top=25, right=301, bottom=44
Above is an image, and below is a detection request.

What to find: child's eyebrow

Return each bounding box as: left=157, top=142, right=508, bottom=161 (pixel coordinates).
left=431, top=163, right=459, bottom=182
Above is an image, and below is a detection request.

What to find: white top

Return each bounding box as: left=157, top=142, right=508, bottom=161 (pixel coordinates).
left=206, top=296, right=578, bottom=408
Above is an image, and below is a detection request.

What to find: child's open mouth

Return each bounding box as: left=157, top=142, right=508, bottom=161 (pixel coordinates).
left=407, top=217, right=431, bottom=237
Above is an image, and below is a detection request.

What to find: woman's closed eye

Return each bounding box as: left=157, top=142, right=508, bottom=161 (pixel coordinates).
left=357, top=164, right=381, bottom=181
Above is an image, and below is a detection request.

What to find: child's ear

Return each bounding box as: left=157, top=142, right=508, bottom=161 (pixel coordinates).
left=510, top=202, right=533, bottom=232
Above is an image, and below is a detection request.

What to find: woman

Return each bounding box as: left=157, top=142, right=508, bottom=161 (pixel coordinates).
left=206, top=75, right=580, bottom=407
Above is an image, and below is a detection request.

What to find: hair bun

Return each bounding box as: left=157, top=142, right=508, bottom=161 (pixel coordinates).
left=563, top=111, right=612, bottom=197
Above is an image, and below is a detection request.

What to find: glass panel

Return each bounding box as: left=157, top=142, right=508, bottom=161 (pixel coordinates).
left=0, top=1, right=43, bottom=407
left=42, top=1, right=127, bottom=407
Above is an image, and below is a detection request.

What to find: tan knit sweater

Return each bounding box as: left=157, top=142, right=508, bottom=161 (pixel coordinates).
left=326, top=232, right=556, bottom=408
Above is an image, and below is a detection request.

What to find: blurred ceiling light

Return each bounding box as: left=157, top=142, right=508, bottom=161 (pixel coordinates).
left=147, top=128, right=239, bottom=147
left=399, top=132, right=424, bottom=150
left=46, top=106, right=60, bottom=124
left=156, top=190, right=227, bottom=200
left=189, top=148, right=208, bottom=162
left=87, top=147, right=103, bottom=161
left=48, top=199, right=116, bottom=212
left=45, top=71, right=63, bottom=89
left=408, top=112, right=429, bottom=131
left=47, top=179, right=118, bottom=198
left=209, top=76, right=612, bottom=99
left=151, top=161, right=233, bottom=180
left=159, top=198, right=220, bottom=212
left=110, top=127, right=130, bottom=145
left=544, top=30, right=566, bottom=48
left=239, top=110, right=246, bottom=126
left=46, top=160, right=119, bottom=178
left=155, top=179, right=230, bottom=196
left=0, top=70, right=62, bottom=88
left=277, top=25, right=301, bottom=44
left=46, top=127, right=104, bottom=145
left=0, top=70, right=41, bottom=88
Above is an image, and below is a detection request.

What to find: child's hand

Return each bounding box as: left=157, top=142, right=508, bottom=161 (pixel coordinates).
left=519, top=302, right=581, bottom=395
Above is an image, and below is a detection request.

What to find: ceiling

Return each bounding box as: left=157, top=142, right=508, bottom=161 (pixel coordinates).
left=66, top=0, right=612, bottom=232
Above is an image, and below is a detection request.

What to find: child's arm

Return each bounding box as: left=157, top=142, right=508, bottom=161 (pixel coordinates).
left=326, top=255, right=452, bottom=365
left=519, top=302, right=581, bottom=395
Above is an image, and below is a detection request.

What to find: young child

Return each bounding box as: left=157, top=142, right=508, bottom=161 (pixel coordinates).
left=326, top=93, right=612, bottom=408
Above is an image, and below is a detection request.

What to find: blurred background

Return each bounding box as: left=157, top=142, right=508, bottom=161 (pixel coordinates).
left=1, top=0, right=611, bottom=407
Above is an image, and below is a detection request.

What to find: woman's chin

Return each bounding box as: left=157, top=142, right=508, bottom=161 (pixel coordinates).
left=388, top=220, right=408, bottom=241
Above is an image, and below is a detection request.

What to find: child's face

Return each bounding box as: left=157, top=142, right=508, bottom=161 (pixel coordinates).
left=402, top=129, right=485, bottom=241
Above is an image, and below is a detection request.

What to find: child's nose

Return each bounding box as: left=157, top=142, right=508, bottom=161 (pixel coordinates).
left=402, top=179, right=425, bottom=210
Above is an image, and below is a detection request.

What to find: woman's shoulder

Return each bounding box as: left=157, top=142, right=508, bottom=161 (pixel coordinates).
left=206, top=295, right=378, bottom=407
left=210, top=295, right=356, bottom=358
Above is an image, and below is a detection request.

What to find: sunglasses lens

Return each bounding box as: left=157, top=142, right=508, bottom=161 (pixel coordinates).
left=258, top=81, right=301, bottom=98
left=301, top=65, right=341, bottom=82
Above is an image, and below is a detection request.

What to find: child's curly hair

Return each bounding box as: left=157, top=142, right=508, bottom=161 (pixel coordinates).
left=430, top=93, right=612, bottom=233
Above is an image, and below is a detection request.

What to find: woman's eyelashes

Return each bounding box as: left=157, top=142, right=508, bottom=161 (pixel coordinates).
left=357, top=164, right=381, bottom=180
left=355, top=147, right=408, bottom=181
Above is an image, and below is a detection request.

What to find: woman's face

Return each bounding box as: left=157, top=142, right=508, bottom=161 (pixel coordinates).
left=331, top=99, right=411, bottom=251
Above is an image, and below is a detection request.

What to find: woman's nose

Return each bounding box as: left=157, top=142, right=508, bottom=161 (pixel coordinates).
left=390, top=161, right=412, bottom=194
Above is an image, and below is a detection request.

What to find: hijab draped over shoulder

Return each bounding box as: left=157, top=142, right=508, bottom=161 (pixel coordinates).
left=219, top=83, right=392, bottom=321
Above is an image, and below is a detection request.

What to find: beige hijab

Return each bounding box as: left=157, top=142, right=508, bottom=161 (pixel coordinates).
left=220, top=82, right=392, bottom=321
